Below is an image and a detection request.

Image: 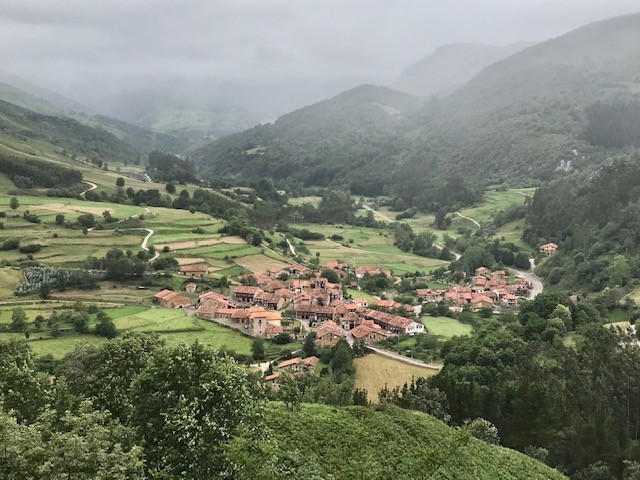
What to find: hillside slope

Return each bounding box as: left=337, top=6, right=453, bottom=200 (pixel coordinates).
left=192, top=85, right=421, bottom=194
left=393, top=42, right=533, bottom=97
left=231, top=403, right=566, bottom=479
left=0, top=81, right=189, bottom=156
left=193, top=14, right=640, bottom=202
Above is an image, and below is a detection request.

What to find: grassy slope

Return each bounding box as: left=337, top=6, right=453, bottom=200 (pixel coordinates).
left=422, top=316, right=473, bottom=338
left=255, top=403, right=566, bottom=479
left=354, top=354, right=438, bottom=403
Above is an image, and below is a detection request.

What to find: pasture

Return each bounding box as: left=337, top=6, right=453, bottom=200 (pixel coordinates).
left=421, top=316, right=473, bottom=338
left=354, top=353, right=439, bottom=403
left=4, top=305, right=296, bottom=358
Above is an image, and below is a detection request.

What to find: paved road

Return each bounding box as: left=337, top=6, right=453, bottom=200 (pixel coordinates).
left=454, top=211, right=481, bottom=228
left=79, top=181, right=97, bottom=196
left=512, top=266, right=544, bottom=299
left=367, top=346, right=442, bottom=371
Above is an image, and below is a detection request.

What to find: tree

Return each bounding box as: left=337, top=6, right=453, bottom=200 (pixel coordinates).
left=251, top=338, right=266, bottom=361
left=116, top=177, right=125, bottom=187
left=39, top=282, right=50, bottom=300
left=464, top=418, right=500, bottom=445
left=320, top=269, right=340, bottom=284
left=130, top=342, right=265, bottom=478
left=9, top=196, right=19, bottom=210
left=302, top=332, right=317, bottom=358
left=55, top=213, right=65, bottom=225
left=95, top=312, right=118, bottom=338
left=0, top=340, right=48, bottom=423
left=278, top=372, right=302, bottom=410
left=10, top=307, right=27, bottom=332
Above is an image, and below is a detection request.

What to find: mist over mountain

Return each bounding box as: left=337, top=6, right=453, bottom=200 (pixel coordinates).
left=192, top=13, right=640, bottom=201
left=393, top=42, right=534, bottom=97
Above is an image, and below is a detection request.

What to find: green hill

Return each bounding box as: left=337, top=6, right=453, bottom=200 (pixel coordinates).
left=192, top=13, right=640, bottom=204
left=191, top=84, right=421, bottom=195
left=0, top=81, right=189, bottom=157
left=393, top=42, right=533, bottom=97
left=231, top=403, right=566, bottom=479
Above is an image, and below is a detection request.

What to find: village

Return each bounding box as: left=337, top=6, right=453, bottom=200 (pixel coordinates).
left=153, top=258, right=535, bottom=386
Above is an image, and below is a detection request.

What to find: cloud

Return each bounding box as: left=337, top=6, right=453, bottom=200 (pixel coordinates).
left=0, top=0, right=638, bottom=114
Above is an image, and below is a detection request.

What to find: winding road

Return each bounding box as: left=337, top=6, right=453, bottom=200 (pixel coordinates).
left=362, top=204, right=394, bottom=222
left=79, top=181, right=97, bottom=196
left=141, top=228, right=159, bottom=262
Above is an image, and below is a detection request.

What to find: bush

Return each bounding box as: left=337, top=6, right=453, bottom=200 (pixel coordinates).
left=19, top=244, right=42, bottom=254
left=1, top=239, right=19, bottom=250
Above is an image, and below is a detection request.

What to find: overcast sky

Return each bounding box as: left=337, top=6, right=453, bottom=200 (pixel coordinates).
left=1, top=0, right=638, bottom=114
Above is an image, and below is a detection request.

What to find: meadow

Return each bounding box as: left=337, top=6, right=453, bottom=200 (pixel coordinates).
left=0, top=305, right=298, bottom=358
left=421, top=316, right=473, bottom=338
left=354, top=353, right=439, bottom=403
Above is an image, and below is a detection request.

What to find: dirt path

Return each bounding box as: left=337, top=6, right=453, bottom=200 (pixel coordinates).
left=362, top=204, right=394, bottom=222
left=454, top=211, right=481, bottom=228
left=156, top=236, right=245, bottom=251
left=79, top=181, right=98, bottom=196
left=367, top=346, right=442, bottom=371
left=141, top=228, right=159, bottom=261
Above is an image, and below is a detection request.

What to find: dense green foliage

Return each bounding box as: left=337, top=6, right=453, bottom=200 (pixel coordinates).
left=0, top=154, right=82, bottom=187
left=147, top=150, right=197, bottom=182
left=526, top=156, right=640, bottom=289
left=228, top=403, right=566, bottom=479
left=428, top=292, right=640, bottom=478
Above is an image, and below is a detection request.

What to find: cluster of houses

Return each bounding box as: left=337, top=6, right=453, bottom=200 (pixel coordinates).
left=264, top=355, right=320, bottom=390
left=416, top=267, right=532, bottom=311
left=154, top=262, right=533, bottom=354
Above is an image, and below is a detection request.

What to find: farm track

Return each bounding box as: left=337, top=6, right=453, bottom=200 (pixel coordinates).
left=79, top=181, right=98, bottom=196
left=366, top=346, right=442, bottom=371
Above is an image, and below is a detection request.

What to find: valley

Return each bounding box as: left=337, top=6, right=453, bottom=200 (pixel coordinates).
left=3, top=9, right=640, bottom=479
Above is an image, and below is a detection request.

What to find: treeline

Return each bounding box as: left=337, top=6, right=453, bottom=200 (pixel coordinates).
left=423, top=291, right=640, bottom=479
left=147, top=151, right=197, bottom=183
left=526, top=156, right=640, bottom=289
left=446, top=234, right=531, bottom=272
left=394, top=223, right=452, bottom=259
left=0, top=154, right=82, bottom=188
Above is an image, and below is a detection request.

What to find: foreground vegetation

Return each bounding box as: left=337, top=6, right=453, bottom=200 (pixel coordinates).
left=0, top=336, right=565, bottom=479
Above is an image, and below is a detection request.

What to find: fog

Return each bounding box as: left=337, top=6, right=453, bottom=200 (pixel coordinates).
left=1, top=0, right=638, bottom=122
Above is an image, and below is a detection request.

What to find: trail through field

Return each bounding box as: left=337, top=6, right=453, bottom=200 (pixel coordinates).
left=79, top=181, right=97, bottom=196
left=141, top=229, right=159, bottom=261
left=366, top=346, right=442, bottom=371
left=144, top=173, right=152, bottom=182
left=362, top=204, right=393, bottom=222
left=454, top=211, right=481, bottom=228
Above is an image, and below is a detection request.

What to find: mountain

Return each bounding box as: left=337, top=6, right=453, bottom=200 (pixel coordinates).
left=230, top=403, right=566, bottom=479
left=192, top=13, right=640, bottom=207
left=0, top=98, right=159, bottom=163
left=191, top=84, right=422, bottom=194
left=0, top=72, right=87, bottom=113
left=393, top=42, right=534, bottom=97
left=0, top=80, right=190, bottom=156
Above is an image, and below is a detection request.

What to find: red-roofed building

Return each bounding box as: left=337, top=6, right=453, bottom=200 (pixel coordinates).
left=315, top=320, right=343, bottom=347
left=179, top=265, right=209, bottom=277
left=351, top=323, right=385, bottom=343
left=278, top=357, right=302, bottom=372
left=153, top=289, right=191, bottom=308
left=540, top=243, right=558, bottom=256
left=233, top=285, right=264, bottom=303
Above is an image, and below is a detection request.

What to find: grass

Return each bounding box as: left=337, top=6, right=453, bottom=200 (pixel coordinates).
left=233, top=254, right=291, bottom=274
left=354, top=353, right=439, bottom=403
left=421, top=316, right=473, bottom=338
left=346, top=289, right=377, bottom=301
left=458, top=188, right=534, bottom=225
left=17, top=306, right=299, bottom=359
left=0, top=269, right=22, bottom=298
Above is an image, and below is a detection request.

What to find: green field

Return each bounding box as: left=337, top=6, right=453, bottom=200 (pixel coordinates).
left=2, top=306, right=297, bottom=358
left=458, top=188, right=534, bottom=225
left=422, top=316, right=473, bottom=338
